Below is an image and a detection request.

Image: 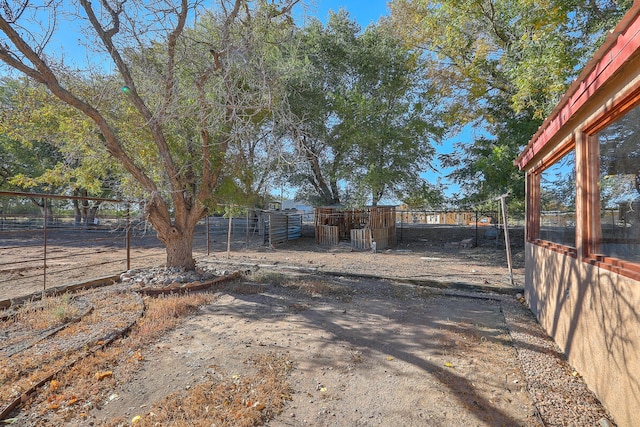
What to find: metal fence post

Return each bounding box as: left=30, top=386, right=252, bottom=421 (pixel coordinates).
left=206, top=215, right=210, bottom=256
left=43, top=197, right=48, bottom=291
left=126, top=203, right=131, bottom=271
left=227, top=212, right=232, bottom=259
left=475, top=210, right=479, bottom=247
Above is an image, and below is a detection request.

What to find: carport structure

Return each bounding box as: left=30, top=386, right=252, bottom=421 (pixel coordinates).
left=515, top=4, right=640, bottom=426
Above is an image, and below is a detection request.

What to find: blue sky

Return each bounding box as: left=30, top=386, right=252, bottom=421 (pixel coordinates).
left=306, top=0, right=391, bottom=26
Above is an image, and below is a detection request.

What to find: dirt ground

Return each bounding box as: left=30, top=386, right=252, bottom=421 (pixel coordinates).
left=0, top=226, right=617, bottom=426
left=0, top=225, right=521, bottom=302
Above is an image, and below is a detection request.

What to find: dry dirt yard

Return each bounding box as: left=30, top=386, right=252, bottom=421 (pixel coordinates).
left=0, top=226, right=617, bottom=426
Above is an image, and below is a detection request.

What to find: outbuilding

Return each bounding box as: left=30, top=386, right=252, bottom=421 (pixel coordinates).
left=515, top=5, right=640, bottom=426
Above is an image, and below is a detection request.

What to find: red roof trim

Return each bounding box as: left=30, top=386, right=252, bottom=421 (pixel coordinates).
left=516, top=5, right=640, bottom=170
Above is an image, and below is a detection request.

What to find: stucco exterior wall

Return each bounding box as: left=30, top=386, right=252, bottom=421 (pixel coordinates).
left=525, top=242, right=640, bottom=426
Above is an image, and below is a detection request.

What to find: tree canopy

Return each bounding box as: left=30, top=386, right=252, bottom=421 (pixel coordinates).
left=1, top=0, right=637, bottom=247
left=283, top=10, right=445, bottom=207
left=0, top=0, right=300, bottom=269
left=388, top=0, right=634, bottom=206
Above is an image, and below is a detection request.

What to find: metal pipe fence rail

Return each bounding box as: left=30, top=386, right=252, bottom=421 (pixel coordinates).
left=1, top=190, right=523, bottom=302
left=0, top=192, right=302, bottom=301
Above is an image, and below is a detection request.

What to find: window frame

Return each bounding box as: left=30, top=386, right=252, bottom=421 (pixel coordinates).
left=581, top=101, right=640, bottom=280
left=528, top=141, right=578, bottom=258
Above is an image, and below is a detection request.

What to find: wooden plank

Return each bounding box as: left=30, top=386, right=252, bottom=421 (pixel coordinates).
left=350, top=228, right=371, bottom=249
left=315, top=225, right=339, bottom=246
left=372, top=227, right=397, bottom=250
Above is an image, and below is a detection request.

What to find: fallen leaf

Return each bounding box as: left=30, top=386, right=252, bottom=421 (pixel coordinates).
left=131, top=415, right=141, bottom=424
left=386, top=356, right=394, bottom=361
left=50, top=380, right=60, bottom=391
left=95, top=371, right=113, bottom=380
left=444, top=362, right=454, bottom=368
left=47, top=394, right=63, bottom=403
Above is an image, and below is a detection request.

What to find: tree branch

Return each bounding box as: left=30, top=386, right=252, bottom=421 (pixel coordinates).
left=0, top=15, right=158, bottom=194
left=79, top=0, right=185, bottom=215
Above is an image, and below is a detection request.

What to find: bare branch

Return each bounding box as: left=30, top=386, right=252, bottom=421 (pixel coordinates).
left=0, top=11, right=159, bottom=194
left=164, top=0, right=189, bottom=110
left=0, top=0, right=29, bottom=24
left=79, top=0, right=185, bottom=211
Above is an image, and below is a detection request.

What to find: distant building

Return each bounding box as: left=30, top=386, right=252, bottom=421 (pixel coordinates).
left=280, top=200, right=314, bottom=222
left=396, top=204, right=475, bottom=225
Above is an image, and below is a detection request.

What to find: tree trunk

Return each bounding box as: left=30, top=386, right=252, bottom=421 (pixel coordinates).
left=146, top=195, right=202, bottom=270
left=72, top=199, right=82, bottom=226
left=87, top=203, right=101, bottom=226
left=164, top=229, right=196, bottom=270
left=30, top=197, right=54, bottom=225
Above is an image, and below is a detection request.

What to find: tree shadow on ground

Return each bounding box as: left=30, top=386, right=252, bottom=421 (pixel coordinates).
left=202, top=279, right=542, bottom=426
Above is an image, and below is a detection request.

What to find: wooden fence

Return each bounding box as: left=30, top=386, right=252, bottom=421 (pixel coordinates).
left=315, top=206, right=396, bottom=249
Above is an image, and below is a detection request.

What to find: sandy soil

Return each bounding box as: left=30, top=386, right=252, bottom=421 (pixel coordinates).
left=1, top=225, right=519, bottom=301
left=92, top=281, right=539, bottom=426
left=1, top=225, right=617, bottom=426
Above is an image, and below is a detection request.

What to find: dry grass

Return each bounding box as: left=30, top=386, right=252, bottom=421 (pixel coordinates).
left=48, top=293, right=217, bottom=409
left=216, top=281, right=268, bottom=295
left=3, top=277, right=299, bottom=426
left=1, top=291, right=218, bottom=425
left=283, top=278, right=354, bottom=301
left=252, top=271, right=289, bottom=286
left=1, top=294, right=82, bottom=334
left=107, top=353, right=293, bottom=427
left=252, top=271, right=354, bottom=302
left=130, top=292, right=215, bottom=344
left=0, top=294, right=92, bottom=401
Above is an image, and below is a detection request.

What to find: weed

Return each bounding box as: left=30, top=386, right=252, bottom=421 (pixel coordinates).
left=350, top=349, right=363, bottom=364
left=107, top=352, right=293, bottom=427
left=218, top=281, right=266, bottom=295
left=252, top=271, right=289, bottom=286
left=282, top=278, right=354, bottom=300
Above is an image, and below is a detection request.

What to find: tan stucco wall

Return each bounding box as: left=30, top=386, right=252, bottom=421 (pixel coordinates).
left=525, top=243, right=640, bottom=426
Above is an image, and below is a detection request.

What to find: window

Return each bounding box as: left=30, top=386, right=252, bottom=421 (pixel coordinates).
left=538, top=150, right=576, bottom=247
left=595, top=104, right=640, bottom=263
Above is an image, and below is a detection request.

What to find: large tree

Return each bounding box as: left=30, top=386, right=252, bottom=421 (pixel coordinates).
left=0, top=76, right=116, bottom=222
left=284, top=11, right=444, bottom=206
left=1, top=77, right=116, bottom=194
left=0, top=0, right=299, bottom=269
left=388, top=0, right=634, bottom=205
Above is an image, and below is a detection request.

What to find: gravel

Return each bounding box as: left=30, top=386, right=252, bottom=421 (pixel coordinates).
left=501, top=297, right=616, bottom=426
